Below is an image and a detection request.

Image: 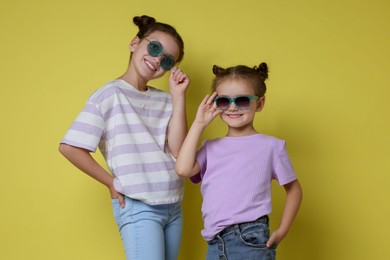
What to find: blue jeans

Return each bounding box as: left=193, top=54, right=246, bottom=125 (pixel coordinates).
left=112, top=197, right=182, bottom=260
left=206, top=216, right=277, bottom=260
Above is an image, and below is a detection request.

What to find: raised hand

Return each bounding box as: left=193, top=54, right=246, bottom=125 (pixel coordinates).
left=194, top=92, right=223, bottom=128
left=169, top=67, right=190, bottom=96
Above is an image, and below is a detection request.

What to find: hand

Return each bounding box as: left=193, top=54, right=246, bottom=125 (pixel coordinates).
left=266, top=228, right=286, bottom=248
left=169, top=67, right=190, bottom=96
left=194, top=92, right=223, bottom=128
left=108, top=185, right=126, bottom=208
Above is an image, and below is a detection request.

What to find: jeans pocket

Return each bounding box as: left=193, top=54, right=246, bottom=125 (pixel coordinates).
left=239, top=223, right=269, bottom=248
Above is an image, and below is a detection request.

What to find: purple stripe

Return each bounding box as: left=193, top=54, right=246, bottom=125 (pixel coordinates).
left=103, top=104, right=171, bottom=121
left=115, top=161, right=175, bottom=176
left=121, top=88, right=170, bottom=102
left=83, top=103, right=102, bottom=116
left=105, top=124, right=167, bottom=140
left=121, top=180, right=183, bottom=195
left=111, top=143, right=164, bottom=156
left=70, top=121, right=103, bottom=137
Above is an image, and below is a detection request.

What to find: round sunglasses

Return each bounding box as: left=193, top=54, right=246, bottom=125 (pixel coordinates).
left=214, top=95, right=259, bottom=110
left=145, top=39, right=176, bottom=71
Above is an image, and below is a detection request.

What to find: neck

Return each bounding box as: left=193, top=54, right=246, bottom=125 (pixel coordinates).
left=226, top=126, right=258, bottom=137
left=118, top=68, right=148, bottom=92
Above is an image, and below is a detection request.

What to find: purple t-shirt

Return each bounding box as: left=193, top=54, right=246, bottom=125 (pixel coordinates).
left=191, top=134, right=297, bottom=241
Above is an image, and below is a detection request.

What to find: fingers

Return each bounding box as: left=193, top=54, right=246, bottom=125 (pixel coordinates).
left=117, top=193, right=126, bottom=208
left=266, top=238, right=274, bottom=248
left=208, top=92, right=218, bottom=104
left=201, top=94, right=210, bottom=105
left=170, top=67, right=188, bottom=84
left=201, top=92, right=217, bottom=106
left=213, top=107, right=224, bottom=116
left=266, top=232, right=280, bottom=248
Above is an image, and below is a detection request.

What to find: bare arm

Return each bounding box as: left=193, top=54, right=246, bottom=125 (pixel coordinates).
left=267, top=179, right=303, bottom=247
left=167, top=67, right=190, bottom=157
left=175, top=121, right=203, bottom=177
left=58, top=143, right=125, bottom=207
left=175, top=93, right=222, bottom=177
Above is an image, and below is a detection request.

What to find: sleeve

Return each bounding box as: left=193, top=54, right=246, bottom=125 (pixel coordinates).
left=273, top=141, right=297, bottom=186
left=60, top=101, right=105, bottom=152
left=190, top=141, right=208, bottom=184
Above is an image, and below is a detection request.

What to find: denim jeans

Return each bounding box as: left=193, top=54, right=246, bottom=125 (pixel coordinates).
left=112, top=197, right=182, bottom=260
left=206, top=216, right=277, bottom=260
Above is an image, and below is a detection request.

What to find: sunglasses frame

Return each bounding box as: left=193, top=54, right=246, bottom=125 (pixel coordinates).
left=213, top=95, right=259, bottom=110
left=144, top=39, right=176, bottom=71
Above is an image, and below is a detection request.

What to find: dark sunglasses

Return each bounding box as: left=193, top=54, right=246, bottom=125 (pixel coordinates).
left=214, top=95, right=259, bottom=110
left=145, top=39, right=176, bottom=71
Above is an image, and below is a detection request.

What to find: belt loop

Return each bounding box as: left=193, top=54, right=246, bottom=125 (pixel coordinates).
left=233, top=224, right=240, bottom=236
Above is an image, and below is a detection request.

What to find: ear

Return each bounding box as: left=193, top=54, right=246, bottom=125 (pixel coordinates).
left=256, top=96, right=266, bottom=112
left=129, top=36, right=141, bottom=52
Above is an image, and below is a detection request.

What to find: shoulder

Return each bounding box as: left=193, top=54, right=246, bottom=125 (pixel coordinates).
left=87, top=80, right=125, bottom=104
left=248, top=133, right=283, bottom=144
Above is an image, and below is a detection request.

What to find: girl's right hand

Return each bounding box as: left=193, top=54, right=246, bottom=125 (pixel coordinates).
left=194, top=92, right=223, bottom=127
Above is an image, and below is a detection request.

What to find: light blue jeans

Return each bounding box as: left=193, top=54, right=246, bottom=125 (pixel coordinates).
left=206, top=216, right=277, bottom=260
left=112, top=197, right=182, bottom=260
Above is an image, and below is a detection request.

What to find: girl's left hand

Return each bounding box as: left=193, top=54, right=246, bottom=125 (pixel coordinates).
left=266, top=229, right=285, bottom=248
left=169, top=67, right=190, bottom=95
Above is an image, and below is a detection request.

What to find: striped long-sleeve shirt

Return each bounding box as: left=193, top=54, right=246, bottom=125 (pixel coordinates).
left=61, top=79, right=184, bottom=205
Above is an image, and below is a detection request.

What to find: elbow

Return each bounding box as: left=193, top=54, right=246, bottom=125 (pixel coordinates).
left=175, top=168, right=186, bottom=178
left=175, top=165, right=189, bottom=178
left=296, top=180, right=303, bottom=196
left=292, top=180, right=303, bottom=204
left=58, top=143, right=67, bottom=155
left=59, top=143, right=73, bottom=157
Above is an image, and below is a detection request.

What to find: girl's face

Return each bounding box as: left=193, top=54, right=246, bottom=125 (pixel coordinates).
left=130, top=31, right=180, bottom=81
left=215, top=78, right=265, bottom=137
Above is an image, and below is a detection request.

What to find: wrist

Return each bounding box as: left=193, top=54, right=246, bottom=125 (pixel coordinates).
left=191, top=121, right=207, bottom=132
left=170, top=91, right=186, bottom=99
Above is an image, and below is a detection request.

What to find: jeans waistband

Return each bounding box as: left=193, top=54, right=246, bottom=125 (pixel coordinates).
left=218, top=215, right=269, bottom=237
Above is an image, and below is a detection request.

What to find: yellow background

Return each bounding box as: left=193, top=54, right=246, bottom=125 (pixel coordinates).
left=1, top=0, right=389, bottom=259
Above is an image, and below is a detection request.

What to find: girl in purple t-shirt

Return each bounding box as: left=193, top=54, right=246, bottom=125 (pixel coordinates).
left=176, top=62, right=302, bottom=259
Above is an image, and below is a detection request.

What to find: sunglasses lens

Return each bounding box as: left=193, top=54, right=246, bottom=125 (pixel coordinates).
left=147, top=41, right=163, bottom=57
left=215, top=97, right=231, bottom=110
left=160, top=56, right=175, bottom=71
left=235, top=97, right=251, bottom=109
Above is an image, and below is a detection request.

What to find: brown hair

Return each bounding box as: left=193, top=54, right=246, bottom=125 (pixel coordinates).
left=133, top=15, right=184, bottom=62
left=212, top=62, right=269, bottom=97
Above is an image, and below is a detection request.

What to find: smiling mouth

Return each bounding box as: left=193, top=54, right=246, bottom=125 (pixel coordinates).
left=226, top=114, right=242, bottom=118
left=144, top=58, right=157, bottom=71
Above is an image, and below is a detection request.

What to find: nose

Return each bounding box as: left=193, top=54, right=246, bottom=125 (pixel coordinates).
left=152, top=55, right=162, bottom=65
left=227, top=101, right=238, bottom=111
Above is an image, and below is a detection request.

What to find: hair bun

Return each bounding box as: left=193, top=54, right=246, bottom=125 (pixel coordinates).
left=212, top=65, right=225, bottom=75
left=256, top=62, right=268, bottom=82
left=133, top=15, right=156, bottom=28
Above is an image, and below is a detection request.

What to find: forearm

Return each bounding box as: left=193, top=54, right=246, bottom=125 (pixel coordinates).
left=175, top=122, right=204, bottom=177
left=278, top=180, right=303, bottom=236
left=167, top=94, right=188, bottom=157
left=59, top=144, right=114, bottom=188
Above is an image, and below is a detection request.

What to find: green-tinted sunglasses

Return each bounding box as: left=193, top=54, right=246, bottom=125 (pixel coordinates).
left=145, top=39, right=176, bottom=71
left=214, top=95, right=259, bottom=110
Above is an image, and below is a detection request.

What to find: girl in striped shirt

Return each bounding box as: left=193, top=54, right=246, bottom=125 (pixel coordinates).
left=60, top=15, right=189, bottom=260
